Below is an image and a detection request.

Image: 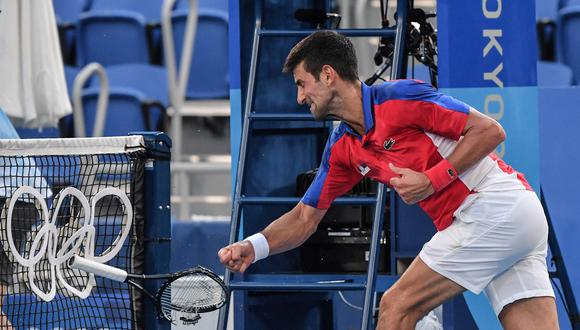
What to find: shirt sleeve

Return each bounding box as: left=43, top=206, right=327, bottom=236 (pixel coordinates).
left=378, top=80, right=471, bottom=140
left=301, top=132, right=362, bottom=209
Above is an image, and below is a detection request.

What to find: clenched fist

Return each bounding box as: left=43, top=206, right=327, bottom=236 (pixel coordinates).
left=218, top=240, right=256, bottom=273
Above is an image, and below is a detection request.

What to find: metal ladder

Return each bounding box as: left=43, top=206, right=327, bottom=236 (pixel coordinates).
left=218, top=1, right=410, bottom=329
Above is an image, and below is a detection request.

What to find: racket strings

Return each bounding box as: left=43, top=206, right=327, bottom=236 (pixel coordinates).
left=159, top=273, right=226, bottom=319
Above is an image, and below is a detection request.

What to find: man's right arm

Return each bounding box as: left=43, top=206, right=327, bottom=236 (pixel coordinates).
left=217, top=202, right=327, bottom=273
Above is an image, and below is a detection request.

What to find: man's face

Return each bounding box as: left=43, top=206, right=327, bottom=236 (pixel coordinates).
left=292, top=62, right=333, bottom=120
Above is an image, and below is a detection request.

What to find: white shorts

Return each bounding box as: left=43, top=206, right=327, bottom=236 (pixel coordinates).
left=418, top=189, right=555, bottom=315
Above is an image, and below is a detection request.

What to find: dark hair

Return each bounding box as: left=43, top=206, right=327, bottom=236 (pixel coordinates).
left=283, top=30, right=359, bottom=82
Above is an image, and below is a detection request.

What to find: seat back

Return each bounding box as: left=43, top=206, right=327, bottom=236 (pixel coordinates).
left=558, top=6, right=580, bottom=83
left=175, top=0, right=228, bottom=12
left=94, top=63, right=169, bottom=106
left=172, top=9, right=229, bottom=99
left=81, top=88, right=147, bottom=136
left=90, top=0, right=164, bottom=22
left=77, top=11, right=149, bottom=66
left=52, top=0, right=89, bottom=23
left=536, top=0, right=559, bottom=20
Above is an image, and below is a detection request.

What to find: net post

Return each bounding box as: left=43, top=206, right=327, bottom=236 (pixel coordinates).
left=133, top=132, right=172, bottom=330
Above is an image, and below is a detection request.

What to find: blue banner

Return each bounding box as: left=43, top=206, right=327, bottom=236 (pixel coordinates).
left=439, top=0, right=537, bottom=88
left=438, top=1, right=538, bottom=328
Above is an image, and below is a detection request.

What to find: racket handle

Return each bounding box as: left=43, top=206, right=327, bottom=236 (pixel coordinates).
left=70, top=256, right=128, bottom=282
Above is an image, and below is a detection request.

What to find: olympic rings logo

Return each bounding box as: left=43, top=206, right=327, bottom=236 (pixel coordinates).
left=2, top=185, right=133, bottom=302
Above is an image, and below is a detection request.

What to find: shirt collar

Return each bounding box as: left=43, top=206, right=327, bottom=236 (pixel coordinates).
left=342, top=82, right=375, bottom=138
left=361, top=81, right=374, bottom=134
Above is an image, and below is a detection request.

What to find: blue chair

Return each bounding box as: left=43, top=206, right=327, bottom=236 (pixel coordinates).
left=52, top=0, right=90, bottom=64
left=91, top=63, right=169, bottom=106
left=537, top=61, right=573, bottom=86
left=172, top=9, right=229, bottom=99
left=537, top=0, right=559, bottom=61
left=561, top=0, right=580, bottom=8
left=90, top=0, right=164, bottom=22
left=80, top=87, right=166, bottom=137
left=558, top=5, right=580, bottom=83
left=77, top=11, right=149, bottom=66
left=175, top=0, right=228, bottom=12
left=537, top=0, right=559, bottom=20
left=89, top=0, right=165, bottom=63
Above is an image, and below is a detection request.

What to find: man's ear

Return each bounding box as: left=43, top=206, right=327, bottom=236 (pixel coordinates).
left=321, top=65, right=336, bottom=85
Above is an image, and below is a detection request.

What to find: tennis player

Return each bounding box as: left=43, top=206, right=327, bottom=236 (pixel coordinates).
left=218, top=31, right=558, bottom=329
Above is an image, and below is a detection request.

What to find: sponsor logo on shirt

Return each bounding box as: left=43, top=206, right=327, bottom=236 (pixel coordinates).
left=383, top=138, right=395, bottom=150
left=358, top=164, right=370, bottom=176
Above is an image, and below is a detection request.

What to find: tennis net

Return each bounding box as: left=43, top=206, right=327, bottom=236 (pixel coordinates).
left=0, top=135, right=153, bottom=329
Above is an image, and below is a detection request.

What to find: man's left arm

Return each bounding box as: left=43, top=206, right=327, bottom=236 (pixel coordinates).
left=390, top=107, right=505, bottom=204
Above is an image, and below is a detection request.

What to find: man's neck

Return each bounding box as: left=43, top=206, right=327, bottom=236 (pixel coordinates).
left=328, top=80, right=365, bottom=136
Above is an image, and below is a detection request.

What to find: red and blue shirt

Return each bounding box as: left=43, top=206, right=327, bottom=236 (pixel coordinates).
left=302, top=80, right=531, bottom=231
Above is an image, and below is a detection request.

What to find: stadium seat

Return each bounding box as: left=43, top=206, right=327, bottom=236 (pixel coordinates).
left=175, top=0, right=228, bottom=12
left=537, top=61, right=574, bottom=86
left=90, top=0, right=164, bottom=22
left=90, top=63, right=169, bottom=106
left=80, top=87, right=166, bottom=137
left=558, top=5, right=580, bottom=83
left=52, top=0, right=90, bottom=64
left=536, top=0, right=559, bottom=61
left=89, top=0, right=165, bottom=63
left=561, top=0, right=580, bottom=8
left=537, top=0, right=559, bottom=20
left=64, top=65, right=81, bottom=95
left=172, top=9, right=229, bottom=99
left=77, top=11, right=150, bottom=66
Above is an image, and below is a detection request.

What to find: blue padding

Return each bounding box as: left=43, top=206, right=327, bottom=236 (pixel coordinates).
left=539, top=87, right=580, bottom=328
left=64, top=65, right=82, bottom=96
left=77, top=10, right=149, bottom=66
left=170, top=219, right=230, bottom=275
left=3, top=292, right=131, bottom=329
left=406, top=63, right=433, bottom=83
left=172, top=9, right=229, bottom=99
left=33, top=155, right=81, bottom=187
left=537, top=61, right=574, bottom=86
left=92, top=215, right=133, bottom=291
left=15, top=127, right=61, bottom=139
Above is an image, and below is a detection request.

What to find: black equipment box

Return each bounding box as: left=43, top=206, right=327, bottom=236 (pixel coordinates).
left=295, top=168, right=381, bottom=230
left=296, top=169, right=390, bottom=273
left=300, top=228, right=389, bottom=273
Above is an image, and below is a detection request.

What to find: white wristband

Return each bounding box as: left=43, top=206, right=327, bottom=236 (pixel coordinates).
left=245, top=233, right=269, bottom=263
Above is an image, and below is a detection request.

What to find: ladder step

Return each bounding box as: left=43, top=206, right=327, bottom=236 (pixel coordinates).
left=229, top=281, right=366, bottom=291
left=259, top=28, right=397, bottom=38
left=239, top=196, right=378, bottom=205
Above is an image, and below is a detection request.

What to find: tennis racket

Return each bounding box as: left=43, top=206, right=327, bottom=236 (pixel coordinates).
left=69, top=255, right=229, bottom=325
